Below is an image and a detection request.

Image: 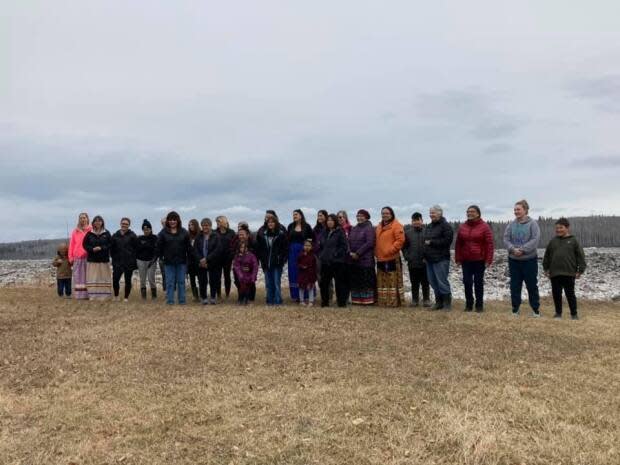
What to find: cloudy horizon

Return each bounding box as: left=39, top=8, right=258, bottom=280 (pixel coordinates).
left=2, top=1, right=619, bottom=242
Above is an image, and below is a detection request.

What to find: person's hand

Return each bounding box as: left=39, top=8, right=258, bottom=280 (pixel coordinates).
left=576, top=273, right=582, bottom=279
left=424, top=240, right=431, bottom=245
left=200, top=258, right=206, bottom=266
left=544, top=271, right=550, bottom=278
left=513, top=249, right=523, bottom=257
left=93, top=246, right=101, bottom=252
left=350, top=252, right=359, bottom=260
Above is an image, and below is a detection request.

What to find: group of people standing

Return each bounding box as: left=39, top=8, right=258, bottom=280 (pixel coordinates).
left=56, top=199, right=587, bottom=319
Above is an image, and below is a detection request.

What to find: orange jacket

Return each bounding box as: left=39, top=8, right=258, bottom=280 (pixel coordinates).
left=375, top=219, right=405, bottom=262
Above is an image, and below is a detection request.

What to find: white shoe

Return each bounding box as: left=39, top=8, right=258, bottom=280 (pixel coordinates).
left=123, top=298, right=129, bottom=303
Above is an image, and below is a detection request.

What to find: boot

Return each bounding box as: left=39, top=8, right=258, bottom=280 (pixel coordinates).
left=443, top=293, right=452, bottom=311
left=151, top=287, right=157, bottom=300
left=432, top=293, right=444, bottom=310
left=140, top=287, right=147, bottom=300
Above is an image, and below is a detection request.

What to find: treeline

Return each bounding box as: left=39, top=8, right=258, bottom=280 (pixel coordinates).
left=1, top=216, right=619, bottom=260
left=452, top=216, right=620, bottom=249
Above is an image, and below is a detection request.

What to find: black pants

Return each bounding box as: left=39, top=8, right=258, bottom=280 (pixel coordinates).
left=218, top=259, right=233, bottom=297
left=113, top=267, right=134, bottom=298
left=408, top=265, right=430, bottom=302
left=551, top=275, right=577, bottom=316
left=198, top=266, right=222, bottom=300
left=57, top=278, right=72, bottom=297
left=320, top=262, right=349, bottom=307
left=462, top=260, right=486, bottom=309
left=188, top=267, right=199, bottom=298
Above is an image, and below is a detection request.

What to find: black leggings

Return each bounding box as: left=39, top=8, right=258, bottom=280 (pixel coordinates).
left=113, top=267, right=134, bottom=299
left=218, top=259, right=233, bottom=297
left=320, top=262, right=349, bottom=307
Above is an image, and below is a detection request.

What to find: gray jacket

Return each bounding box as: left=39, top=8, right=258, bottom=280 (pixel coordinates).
left=503, top=216, right=540, bottom=261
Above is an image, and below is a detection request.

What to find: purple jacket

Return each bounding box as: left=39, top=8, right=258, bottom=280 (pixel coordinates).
left=348, top=221, right=375, bottom=268
left=232, top=251, right=259, bottom=284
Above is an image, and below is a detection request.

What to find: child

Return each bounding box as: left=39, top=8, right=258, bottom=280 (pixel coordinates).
left=543, top=218, right=587, bottom=320
left=402, top=212, right=431, bottom=307
left=232, top=242, right=258, bottom=305
left=297, top=239, right=318, bottom=306
left=53, top=243, right=72, bottom=298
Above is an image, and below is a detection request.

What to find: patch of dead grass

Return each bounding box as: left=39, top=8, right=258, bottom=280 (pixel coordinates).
left=0, top=288, right=618, bottom=465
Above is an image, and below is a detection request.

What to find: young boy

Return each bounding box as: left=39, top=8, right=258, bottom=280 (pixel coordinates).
left=543, top=218, right=587, bottom=320
left=402, top=212, right=431, bottom=307
left=53, top=243, right=72, bottom=298
left=297, top=239, right=318, bottom=306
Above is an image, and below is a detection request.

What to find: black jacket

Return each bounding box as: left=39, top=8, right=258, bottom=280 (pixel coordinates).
left=287, top=222, right=314, bottom=244
left=319, top=227, right=348, bottom=265
left=111, top=229, right=138, bottom=271
left=216, top=228, right=237, bottom=263
left=255, top=227, right=288, bottom=270
left=136, top=234, right=158, bottom=262
left=423, top=218, right=454, bottom=263
left=402, top=225, right=426, bottom=268
left=83, top=230, right=112, bottom=263
left=157, top=227, right=196, bottom=266
left=194, top=232, right=224, bottom=268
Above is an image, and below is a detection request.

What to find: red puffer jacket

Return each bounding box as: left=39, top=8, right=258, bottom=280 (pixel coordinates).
left=455, top=219, right=494, bottom=265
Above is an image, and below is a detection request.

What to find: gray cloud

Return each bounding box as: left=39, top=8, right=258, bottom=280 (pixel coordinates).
left=482, top=143, right=513, bottom=155
left=570, top=75, right=620, bottom=113
left=570, top=155, right=620, bottom=169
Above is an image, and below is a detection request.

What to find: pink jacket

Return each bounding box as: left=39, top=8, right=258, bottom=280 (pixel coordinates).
left=68, top=226, right=92, bottom=262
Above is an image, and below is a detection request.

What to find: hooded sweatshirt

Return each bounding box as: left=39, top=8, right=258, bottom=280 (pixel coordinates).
left=503, top=216, right=540, bottom=261
left=543, top=235, right=587, bottom=278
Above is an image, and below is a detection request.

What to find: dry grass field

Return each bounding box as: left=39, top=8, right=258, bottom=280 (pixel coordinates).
left=1, top=288, right=618, bottom=465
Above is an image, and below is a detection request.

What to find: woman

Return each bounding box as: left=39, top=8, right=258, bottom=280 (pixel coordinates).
left=313, top=210, right=328, bottom=249
left=136, top=219, right=158, bottom=300
left=348, top=209, right=376, bottom=305
left=68, top=212, right=91, bottom=300
left=110, top=217, right=138, bottom=302
left=195, top=218, right=224, bottom=305
left=455, top=205, right=494, bottom=312
left=216, top=216, right=237, bottom=299
left=375, top=207, right=405, bottom=307
left=157, top=211, right=195, bottom=305
left=255, top=215, right=288, bottom=305
left=503, top=200, right=541, bottom=317
left=423, top=205, right=454, bottom=310
left=287, top=209, right=314, bottom=303
left=337, top=210, right=352, bottom=238
left=318, top=214, right=349, bottom=307
left=187, top=219, right=201, bottom=302
left=83, top=215, right=113, bottom=301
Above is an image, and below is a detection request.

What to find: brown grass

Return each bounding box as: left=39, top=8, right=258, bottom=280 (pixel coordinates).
left=1, top=288, right=618, bottom=465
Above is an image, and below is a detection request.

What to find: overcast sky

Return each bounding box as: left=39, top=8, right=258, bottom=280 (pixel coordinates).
left=2, top=1, right=619, bottom=242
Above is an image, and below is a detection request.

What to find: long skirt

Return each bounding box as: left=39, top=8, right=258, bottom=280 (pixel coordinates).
left=72, top=257, right=89, bottom=300
left=376, top=259, right=405, bottom=307
left=288, top=242, right=304, bottom=301
left=350, top=265, right=376, bottom=305
left=86, top=262, right=112, bottom=300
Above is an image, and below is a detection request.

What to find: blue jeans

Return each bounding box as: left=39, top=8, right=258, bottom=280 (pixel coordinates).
left=508, top=258, right=540, bottom=311
left=426, top=260, right=451, bottom=296
left=165, top=263, right=187, bottom=304
left=264, top=267, right=283, bottom=305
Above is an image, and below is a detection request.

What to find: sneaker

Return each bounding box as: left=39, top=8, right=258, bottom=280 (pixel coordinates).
left=553, top=313, right=562, bottom=319
left=201, top=299, right=209, bottom=305
left=512, top=308, right=520, bottom=317
left=113, top=296, right=120, bottom=302
left=123, top=298, right=129, bottom=303
left=410, top=301, right=420, bottom=308
left=307, top=302, right=314, bottom=307
left=422, top=300, right=432, bottom=308
left=571, top=314, right=579, bottom=320
left=530, top=310, right=541, bottom=318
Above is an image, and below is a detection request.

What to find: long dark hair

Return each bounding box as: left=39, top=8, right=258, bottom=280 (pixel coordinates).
left=188, top=219, right=200, bottom=238
left=381, top=206, right=395, bottom=225
left=293, top=209, right=307, bottom=226
left=314, top=209, right=328, bottom=231
left=166, top=211, right=182, bottom=230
